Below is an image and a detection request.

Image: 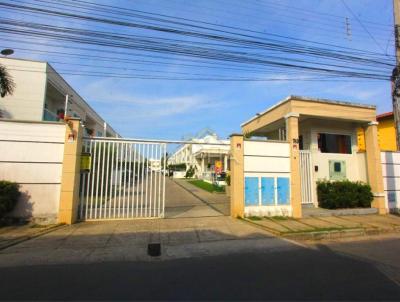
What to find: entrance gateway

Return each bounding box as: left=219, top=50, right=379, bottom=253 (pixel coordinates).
left=78, top=136, right=230, bottom=221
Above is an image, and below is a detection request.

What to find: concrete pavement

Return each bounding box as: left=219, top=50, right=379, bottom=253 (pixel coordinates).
left=0, top=216, right=296, bottom=267
left=174, top=179, right=230, bottom=215
left=164, top=178, right=226, bottom=218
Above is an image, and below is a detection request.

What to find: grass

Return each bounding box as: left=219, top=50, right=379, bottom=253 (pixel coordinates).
left=188, top=180, right=225, bottom=193
left=247, top=216, right=263, bottom=221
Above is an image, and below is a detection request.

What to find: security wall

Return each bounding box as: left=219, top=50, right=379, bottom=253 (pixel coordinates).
left=0, top=120, right=65, bottom=222
left=381, top=151, right=400, bottom=211
left=243, top=140, right=291, bottom=217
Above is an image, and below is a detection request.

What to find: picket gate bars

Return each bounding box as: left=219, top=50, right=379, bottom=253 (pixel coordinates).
left=78, top=137, right=167, bottom=220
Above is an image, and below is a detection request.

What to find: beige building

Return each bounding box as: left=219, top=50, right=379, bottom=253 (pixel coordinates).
left=0, top=57, right=118, bottom=137
left=229, top=95, right=386, bottom=218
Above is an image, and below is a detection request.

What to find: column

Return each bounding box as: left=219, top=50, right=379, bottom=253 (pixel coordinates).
left=58, top=118, right=83, bottom=224
left=230, top=134, right=244, bottom=218
left=285, top=113, right=302, bottom=218
left=224, top=154, right=228, bottom=172
left=365, top=121, right=387, bottom=214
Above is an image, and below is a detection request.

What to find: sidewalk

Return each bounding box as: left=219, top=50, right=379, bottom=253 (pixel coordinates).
left=244, top=214, right=400, bottom=241
left=0, top=216, right=296, bottom=267
left=0, top=223, right=63, bottom=250
left=173, top=179, right=230, bottom=215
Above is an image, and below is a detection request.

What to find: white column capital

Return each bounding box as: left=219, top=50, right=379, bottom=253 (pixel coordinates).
left=368, top=121, right=379, bottom=126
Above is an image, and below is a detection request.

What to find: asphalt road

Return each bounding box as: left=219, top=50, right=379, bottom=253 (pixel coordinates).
left=1, top=238, right=400, bottom=301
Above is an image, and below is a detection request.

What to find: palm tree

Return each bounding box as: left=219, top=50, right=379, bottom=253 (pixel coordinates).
left=0, top=64, right=15, bottom=97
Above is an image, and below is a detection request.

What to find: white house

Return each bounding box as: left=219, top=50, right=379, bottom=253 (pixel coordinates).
left=0, top=57, right=118, bottom=137
left=168, top=133, right=230, bottom=181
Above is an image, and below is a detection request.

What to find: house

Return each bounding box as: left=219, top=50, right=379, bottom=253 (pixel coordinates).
left=233, top=95, right=386, bottom=218
left=358, top=111, right=397, bottom=152
left=0, top=57, right=118, bottom=137
left=168, top=132, right=230, bottom=182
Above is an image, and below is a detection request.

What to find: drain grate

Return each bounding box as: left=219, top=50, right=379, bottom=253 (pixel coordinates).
left=147, top=243, right=161, bottom=257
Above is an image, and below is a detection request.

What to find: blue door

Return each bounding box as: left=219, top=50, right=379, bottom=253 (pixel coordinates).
left=261, top=177, right=275, bottom=205
left=245, top=177, right=259, bottom=206
left=277, top=177, right=290, bottom=205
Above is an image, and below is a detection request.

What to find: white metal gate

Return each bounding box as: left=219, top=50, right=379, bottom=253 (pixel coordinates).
left=79, top=137, right=167, bottom=220
left=299, top=150, right=314, bottom=205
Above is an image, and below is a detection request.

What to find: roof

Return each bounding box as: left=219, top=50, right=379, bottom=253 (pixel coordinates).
left=241, top=95, right=376, bottom=127
left=377, top=112, right=393, bottom=120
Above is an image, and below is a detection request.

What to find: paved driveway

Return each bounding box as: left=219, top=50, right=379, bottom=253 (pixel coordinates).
left=164, top=178, right=228, bottom=218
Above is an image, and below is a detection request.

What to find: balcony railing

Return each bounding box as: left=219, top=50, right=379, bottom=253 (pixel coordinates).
left=43, top=108, right=61, bottom=122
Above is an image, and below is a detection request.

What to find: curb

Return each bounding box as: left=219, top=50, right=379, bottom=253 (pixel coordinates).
left=0, top=224, right=67, bottom=251
left=241, top=218, right=400, bottom=241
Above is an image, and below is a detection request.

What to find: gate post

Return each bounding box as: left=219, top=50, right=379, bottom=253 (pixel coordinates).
left=230, top=134, right=244, bottom=218
left=365, top=121, right=387, bottom=214
left=285, top=113, right=302, bottom=218
left=58, top=118, right=83, bottom=224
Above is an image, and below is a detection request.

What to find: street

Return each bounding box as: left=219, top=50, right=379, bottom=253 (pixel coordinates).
left=1, top=236, right=400, bottom=300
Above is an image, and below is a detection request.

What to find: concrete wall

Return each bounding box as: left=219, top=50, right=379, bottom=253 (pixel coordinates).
left=0, top=120, right=65, bottom=222
left=243, top=140, right=291, bottom=217
left=381, top=151, right=400, bottom=211
left=0, top=58, right=47, bottom=120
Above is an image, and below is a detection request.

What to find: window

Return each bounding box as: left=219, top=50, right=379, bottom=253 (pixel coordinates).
left=317, top=133, right=352, bottom=154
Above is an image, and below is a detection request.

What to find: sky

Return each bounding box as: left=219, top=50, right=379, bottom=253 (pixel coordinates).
left=0, top=0, right=396, bottom=140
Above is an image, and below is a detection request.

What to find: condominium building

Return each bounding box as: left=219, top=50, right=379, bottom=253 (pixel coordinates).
left=168, top=133, right=230, bottom=180
left=0, top=57, right=118, bottom=137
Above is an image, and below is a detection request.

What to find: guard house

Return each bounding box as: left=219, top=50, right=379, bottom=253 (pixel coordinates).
left=233, top=96, right=386, bottom=218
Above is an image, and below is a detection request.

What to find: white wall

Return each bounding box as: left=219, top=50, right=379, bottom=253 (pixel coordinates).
left=243, top=140, right=292, bottom=217
left=0, top=120, right=65, bottom=222
left=381, top=151, right=400, bottom=211
left=0, top=58, right=47, bottom=120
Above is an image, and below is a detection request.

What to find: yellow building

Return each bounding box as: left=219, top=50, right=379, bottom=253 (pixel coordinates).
left=358, top=112, right=397, bottom=152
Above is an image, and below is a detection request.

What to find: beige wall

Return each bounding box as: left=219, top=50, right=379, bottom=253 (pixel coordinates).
left=0, top=120, right=65, bottom=222
left=0, top=58, right=47, bottom=120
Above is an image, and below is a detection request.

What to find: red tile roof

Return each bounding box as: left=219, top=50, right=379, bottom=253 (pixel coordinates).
left=377, top=112, right=393, bottom=120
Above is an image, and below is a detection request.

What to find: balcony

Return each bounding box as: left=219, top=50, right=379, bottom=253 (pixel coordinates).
left=43, top=108, right=61, bottom=122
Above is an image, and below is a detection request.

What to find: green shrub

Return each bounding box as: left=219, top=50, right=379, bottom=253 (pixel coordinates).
left=317, top=180, right=373, bottom=209
left=185, top=166, right=195, bottom=178
left=0, top=181, right=20, bottom=218
left=225, top=173, right=231, bottom=186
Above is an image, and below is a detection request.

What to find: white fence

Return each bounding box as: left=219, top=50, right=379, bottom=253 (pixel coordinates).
left=299, top=150, right=314, bottom=205
left=0, top=120, right=65, bottom=222
left=243, top=140, right=291, bottom=217
left=381, top=151, right=400, bottom=211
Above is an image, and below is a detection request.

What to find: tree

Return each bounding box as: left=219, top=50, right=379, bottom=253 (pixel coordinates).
left=0, top=64, right=15, bottom=98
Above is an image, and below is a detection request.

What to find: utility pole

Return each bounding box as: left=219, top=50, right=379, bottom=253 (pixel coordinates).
left=392, top=0, right=400, bottom=150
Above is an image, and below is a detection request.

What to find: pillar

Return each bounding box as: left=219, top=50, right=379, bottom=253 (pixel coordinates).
left=285, top=113, right=302, bottom=218
left=230, top=134, right=244, bottom=218
left=365, top=121, right=387, bottom=214
left=224, top=154, right=228, bottom=172
left=58, top=118, right=83, bottom=224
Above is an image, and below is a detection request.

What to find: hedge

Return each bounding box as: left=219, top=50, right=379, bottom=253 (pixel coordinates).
left=0, top=181, right=20, bottom=218
left=317, top=180, right=373, bottom=209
